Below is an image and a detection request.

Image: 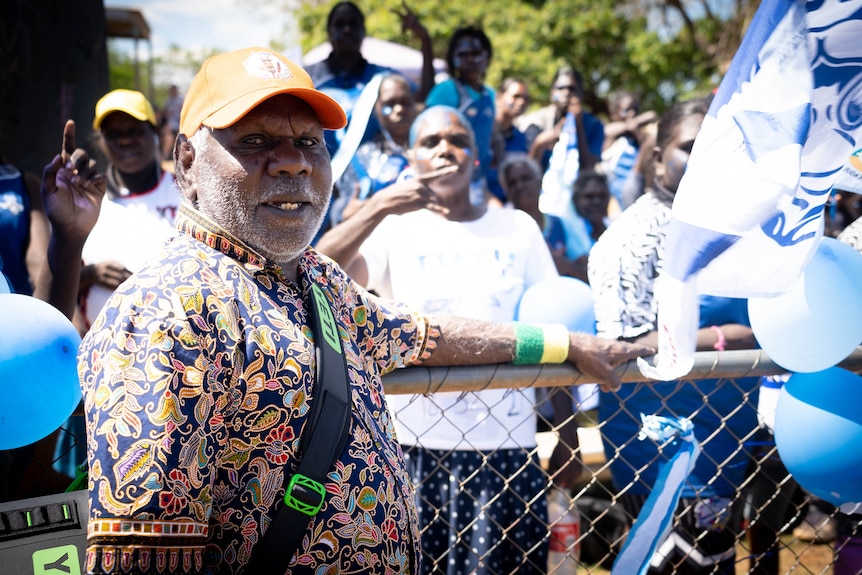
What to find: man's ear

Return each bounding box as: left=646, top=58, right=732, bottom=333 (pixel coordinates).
left=651, top=144, right=664, bottom=183
left=174, top=134, right=197, bottom=203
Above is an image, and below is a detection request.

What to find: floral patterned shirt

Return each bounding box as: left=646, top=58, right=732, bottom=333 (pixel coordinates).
left=79, top=204, right=437, bottom=574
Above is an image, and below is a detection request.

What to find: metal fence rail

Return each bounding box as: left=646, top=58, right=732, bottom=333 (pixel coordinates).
left=384, top=347, right=862, bottom=575
left=2, top=349, right=860, bottom=574
left=383, top=348, right=862, bottom=394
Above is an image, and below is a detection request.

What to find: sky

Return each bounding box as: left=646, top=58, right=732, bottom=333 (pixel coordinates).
left=107, top=0, right=304, bottom=60
left=105, top=1, right=439, bottom=89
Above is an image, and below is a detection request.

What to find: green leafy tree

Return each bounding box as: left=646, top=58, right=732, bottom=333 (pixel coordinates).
left=105, top=0, right=759, bottom=121
left=107, top=40, right=153, bottom=95
left=107, top=41, right=221, bottom=114
left=297, top=0, right=760, bottom=117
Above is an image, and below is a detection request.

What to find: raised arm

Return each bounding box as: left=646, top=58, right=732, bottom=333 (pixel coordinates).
left=527, top=116, right=563, bottom=164
left=33, top=120, right=105, bottom=319
left=572, top=101, right=600, bottom=171
left=394, top=2, right=435, bottom=102
left=603, top=110, right=658, bottom=148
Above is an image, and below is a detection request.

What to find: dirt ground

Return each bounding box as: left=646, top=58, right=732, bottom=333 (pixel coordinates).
left=735, top=536, right=837, bottom=575
left=736, top=536, right=834, bottom=575
left=542, top=429, right=851, bottom=575
left=572, top=536, right=838, bottom=574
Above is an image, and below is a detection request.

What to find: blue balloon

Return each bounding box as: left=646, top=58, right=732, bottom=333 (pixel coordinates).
left=774, top=367, right=862, bottom=507
left=0, top=273, right=10, bottom=294
left=516, top=276, right=596, bottom=334
left=0, top=293, right=82, bottom=449
left=748, top=237, right=862, bottom=373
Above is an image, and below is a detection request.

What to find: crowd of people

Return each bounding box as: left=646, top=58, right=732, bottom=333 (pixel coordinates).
left=1, top=2, right=861, bottom=574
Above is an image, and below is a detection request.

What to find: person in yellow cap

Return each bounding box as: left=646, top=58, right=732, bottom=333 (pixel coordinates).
left=77, top=47, right=652, bottom=575
left=76, top=88, right=180, bottom=334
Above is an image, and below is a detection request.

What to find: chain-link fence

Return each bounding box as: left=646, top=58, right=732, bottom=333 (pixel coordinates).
left=2, top=349, right=860, bottom=574
left=384, top=348, right=862, bottom=575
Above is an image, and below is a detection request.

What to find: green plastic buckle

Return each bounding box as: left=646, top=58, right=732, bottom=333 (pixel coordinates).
left=284, top=474, right=326, bottom=516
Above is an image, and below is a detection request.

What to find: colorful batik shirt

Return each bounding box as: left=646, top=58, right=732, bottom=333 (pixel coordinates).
left=79, top=204, right=437, bottom=574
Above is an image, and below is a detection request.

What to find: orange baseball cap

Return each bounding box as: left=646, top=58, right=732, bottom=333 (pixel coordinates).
left=179, top=47, right=347, bottom=136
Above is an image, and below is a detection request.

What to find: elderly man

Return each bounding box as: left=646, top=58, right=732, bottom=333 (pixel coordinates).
left=79, top=47, right=652, bottom=575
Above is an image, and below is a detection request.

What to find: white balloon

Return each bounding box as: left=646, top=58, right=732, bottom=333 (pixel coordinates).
left=516, top=276, right=596, bottom=334
left=516, top=276, right=599, bottom=411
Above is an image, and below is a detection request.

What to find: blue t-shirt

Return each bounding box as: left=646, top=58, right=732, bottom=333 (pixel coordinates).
left=599, top=296, right=759, bottom=498
left=305, top=58, right=394, bottom=156
left=542, top=213, right=568, bottom=254
left=486, top=126, right=528, bottom=202
left=0, top=164, right=32, bottom=295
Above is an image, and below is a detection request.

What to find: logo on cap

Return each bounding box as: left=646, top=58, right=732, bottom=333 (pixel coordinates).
left=243, top=52, right=294, bottom=81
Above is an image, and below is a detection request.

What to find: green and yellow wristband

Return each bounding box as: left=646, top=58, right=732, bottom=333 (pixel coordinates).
left=512, top=323, right=570, bottom=365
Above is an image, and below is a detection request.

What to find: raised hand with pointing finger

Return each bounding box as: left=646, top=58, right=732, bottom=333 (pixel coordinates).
left=33, top=119, right=106, bottom=319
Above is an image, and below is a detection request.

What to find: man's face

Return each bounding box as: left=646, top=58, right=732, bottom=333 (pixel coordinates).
left=375, top=77, right=416, bottom=142
left=100, top=112, right=158, bottom=176
left=328, top=5, right=364, bottom=56
left=551, top=72, right=582, bottom=114
left=498, top=81, right=530, bottom=119
left=452, top=36, right=488, bottom=84
left=409, top=109, right=475, bottom=199
left=574, top=178, right=610, bottom=224
left=189, top=95, right=332, bottom=268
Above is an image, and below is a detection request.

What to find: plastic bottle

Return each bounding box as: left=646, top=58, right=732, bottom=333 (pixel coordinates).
left=547, top=486, right=580, bottom=575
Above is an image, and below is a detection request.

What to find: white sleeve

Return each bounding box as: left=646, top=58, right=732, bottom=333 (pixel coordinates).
left=357, top=214, right=396, bottom=295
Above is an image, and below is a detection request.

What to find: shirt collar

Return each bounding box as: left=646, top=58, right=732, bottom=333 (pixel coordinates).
left=175, top=203, right=328, bottom=287
left=175, top=203, right=273, bottom=273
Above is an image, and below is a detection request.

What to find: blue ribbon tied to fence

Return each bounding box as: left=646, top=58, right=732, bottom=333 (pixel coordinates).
left=611, top=415, right=701, bottom=575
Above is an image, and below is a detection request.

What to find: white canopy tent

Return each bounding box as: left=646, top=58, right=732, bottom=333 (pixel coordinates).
left=303, top=36, right=448, bottom=86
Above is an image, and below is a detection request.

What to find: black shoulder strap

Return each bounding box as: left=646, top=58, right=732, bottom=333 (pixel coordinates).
left=245, top=283, right=352, bottom=573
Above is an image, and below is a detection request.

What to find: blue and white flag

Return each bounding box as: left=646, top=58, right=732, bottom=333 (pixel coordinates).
left=611, top=415, right=700, bottom=575
left=540, top=112, right=581, bottom=218
left=833, top=147, right=862, bottom=193
left=640, top=0, right=862, bottom=380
